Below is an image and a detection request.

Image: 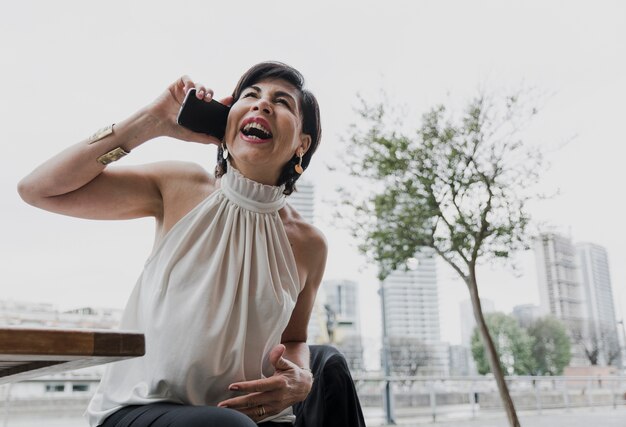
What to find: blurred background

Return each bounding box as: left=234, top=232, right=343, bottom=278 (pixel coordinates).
left=1, top=1, right=625, bottom=425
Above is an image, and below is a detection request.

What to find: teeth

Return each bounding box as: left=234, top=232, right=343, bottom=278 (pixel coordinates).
left=242, top=122, right=271, bottom=136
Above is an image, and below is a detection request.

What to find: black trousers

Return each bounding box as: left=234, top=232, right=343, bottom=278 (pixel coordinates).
left=100, top=345, right=365, bottom=427
left=99, top=403, right=264, bottom=427
left=294, top=345, right=366, bottom=427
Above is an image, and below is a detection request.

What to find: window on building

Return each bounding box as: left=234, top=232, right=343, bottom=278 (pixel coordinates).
left=72, top=384, right=89, bottom=392
left=45, top=384, right=65, bottom=392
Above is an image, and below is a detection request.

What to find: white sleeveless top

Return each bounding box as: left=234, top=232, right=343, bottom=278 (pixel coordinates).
left=86, top=166, right=302, bottom=426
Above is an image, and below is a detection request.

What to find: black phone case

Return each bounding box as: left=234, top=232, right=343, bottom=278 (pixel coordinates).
left=177, top=89, right=230, bottom=139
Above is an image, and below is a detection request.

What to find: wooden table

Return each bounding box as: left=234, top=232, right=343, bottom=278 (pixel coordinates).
left=0, top=327, right=145, bottom=384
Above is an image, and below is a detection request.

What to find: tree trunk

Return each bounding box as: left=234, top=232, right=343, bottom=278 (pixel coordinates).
left=466, top=271, right=521, bottom=427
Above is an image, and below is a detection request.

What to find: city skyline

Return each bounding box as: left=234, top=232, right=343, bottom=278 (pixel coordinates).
left=1, top=1, right=625, bottom=363
left=0, top=232, right=620, bottom=373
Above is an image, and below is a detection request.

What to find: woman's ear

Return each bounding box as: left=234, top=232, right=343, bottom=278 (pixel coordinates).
left=299, top=134, right=312, bottom=154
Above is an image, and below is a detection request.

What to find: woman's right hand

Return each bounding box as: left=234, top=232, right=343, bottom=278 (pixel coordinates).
left=146, top=75, right=234, bottom=145
left=18, top=75, right=233, bottom=218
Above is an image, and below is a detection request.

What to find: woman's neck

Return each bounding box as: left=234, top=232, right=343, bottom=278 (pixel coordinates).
left=228, top=158, right=281, bottom=187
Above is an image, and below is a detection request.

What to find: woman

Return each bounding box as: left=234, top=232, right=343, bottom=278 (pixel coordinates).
left=18, top=62, right=347, bottom=427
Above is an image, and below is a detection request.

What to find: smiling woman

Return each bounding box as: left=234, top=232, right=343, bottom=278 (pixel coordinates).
left=215, top=62, right=321, bottom=196
left=17, top=61, right=364, bottom=427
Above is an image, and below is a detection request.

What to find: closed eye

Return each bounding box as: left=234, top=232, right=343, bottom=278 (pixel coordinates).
left=275, top=98, right=293, bottom=109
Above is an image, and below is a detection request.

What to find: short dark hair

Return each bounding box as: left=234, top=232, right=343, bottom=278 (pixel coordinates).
left=216, top=61, right=322, bottom=195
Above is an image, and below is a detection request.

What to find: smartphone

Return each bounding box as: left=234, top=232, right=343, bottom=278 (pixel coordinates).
left=177, top=89, right=230, bottom=139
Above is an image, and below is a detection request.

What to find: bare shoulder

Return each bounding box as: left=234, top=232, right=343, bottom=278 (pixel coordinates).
left=281, top=204, right=327, bottom=249
left=146, top=160, right=215, bottom=197
left=147, top=160, right=214, bottom=185
left=149, top=161, right=217, bottom=235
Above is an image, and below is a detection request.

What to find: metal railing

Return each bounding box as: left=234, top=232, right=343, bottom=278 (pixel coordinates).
left=351, top=374, right=626, bottom=424
left=2, top=375, right=626, bottom=425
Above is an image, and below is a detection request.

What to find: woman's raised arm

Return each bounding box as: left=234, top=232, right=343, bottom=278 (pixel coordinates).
left=17, top=76, right=228, bottom=220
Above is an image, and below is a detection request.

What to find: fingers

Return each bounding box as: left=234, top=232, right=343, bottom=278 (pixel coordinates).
left=218, top=376, right=286, bottom=409
left=196, top=87, right=214, bottom=101
left=268, top=344, right=286, bottom=368
left=217, top=367, right=305, bottom=422
left=228, top=376, right=284, bottom=394
left=178, top=75, right=194, bottom=96
left=218, top=390, right=281, bottom=422
left=268, top=344, right=298, bottom=371
left=177, top=75, right=216, bottom=103
left=219, top=95, right=235, bottom=107
left=237, top=403, right=274, bottom=421
left=218, top=389, right=279, bottom=410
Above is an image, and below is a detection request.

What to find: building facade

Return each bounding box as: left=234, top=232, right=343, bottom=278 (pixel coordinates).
left=576, top=242, right=621, bottom=366
left=534, top=233, right=585, bottom=335
left=381, top=248, right=449, bottom=376
left=449, top=344, right=470, bottom=377
left=533, top=233, right=621, bottom=367
left=512, top=304, right=541, bottom=329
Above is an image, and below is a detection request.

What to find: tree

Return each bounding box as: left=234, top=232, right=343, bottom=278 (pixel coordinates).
left=471, top=312, right=535, bottom=375
left=339, top=91, right=543, bottom=427
left=388, top=336, right=431, bottom=376
left=526, top=316, right=571, bottom=375
left=572, top=321, right=621, bottom=366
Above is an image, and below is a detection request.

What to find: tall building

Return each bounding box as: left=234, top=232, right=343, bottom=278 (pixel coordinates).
left=287, top=178, right=315, bottom=224
left=449, top=344, right=470, bottom=376
left=534, top=233, right=585, bottom=333
left=576, top=242, right=620, bottom=366
left=382, top=248, right=439, bottom=341
left=534, top=233, right=600, bottom=366
left=512, top=304, right=541, bottom=329
left=381, top=247, right=449, bottom=375
left=460, top=298, right=494, bottom=375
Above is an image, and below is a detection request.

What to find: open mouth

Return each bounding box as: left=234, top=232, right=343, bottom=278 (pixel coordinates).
left=240, top=122, right=273, bottom=141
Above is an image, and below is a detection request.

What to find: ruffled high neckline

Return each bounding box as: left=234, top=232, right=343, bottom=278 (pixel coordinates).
left=220, top=165, right=286, bottom=213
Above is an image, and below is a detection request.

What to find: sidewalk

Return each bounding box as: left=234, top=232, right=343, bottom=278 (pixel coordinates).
left=369, top=405, right=626, bottom=427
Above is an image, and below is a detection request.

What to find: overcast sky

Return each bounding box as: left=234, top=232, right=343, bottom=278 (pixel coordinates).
left=2, top=1, right=625, bottom=368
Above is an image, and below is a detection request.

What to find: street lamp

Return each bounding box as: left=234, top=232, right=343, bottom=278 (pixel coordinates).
left=379, top=279, right=396, bottom=425
left=617, top=319, right=626, bottom=372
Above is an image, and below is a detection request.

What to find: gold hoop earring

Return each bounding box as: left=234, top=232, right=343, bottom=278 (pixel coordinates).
left=294, top=150, right=304, bottom=174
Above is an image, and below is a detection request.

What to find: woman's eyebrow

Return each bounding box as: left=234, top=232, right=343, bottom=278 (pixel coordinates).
left=248, top=86, right=297, bottom=104
left=274, top=90, right=297, bottom=104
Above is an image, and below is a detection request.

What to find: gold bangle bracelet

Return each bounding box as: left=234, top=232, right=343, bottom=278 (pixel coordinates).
left=97, top=147, right=129, bottom=165
left=87, top=124, right=114, bottom=145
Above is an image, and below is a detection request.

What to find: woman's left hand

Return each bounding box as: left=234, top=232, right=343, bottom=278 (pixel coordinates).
left=217, top=344, right=313, bottom=422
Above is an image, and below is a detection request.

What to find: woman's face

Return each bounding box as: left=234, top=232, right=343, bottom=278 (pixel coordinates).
left=223, top=78, right=311, bottom=183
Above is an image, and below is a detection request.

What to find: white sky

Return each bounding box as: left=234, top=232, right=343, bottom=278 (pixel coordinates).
left=1, top=1, right=625, bottom=369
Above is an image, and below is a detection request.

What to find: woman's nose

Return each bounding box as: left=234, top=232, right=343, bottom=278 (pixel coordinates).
left=252, top=97, right=272, bottom=114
